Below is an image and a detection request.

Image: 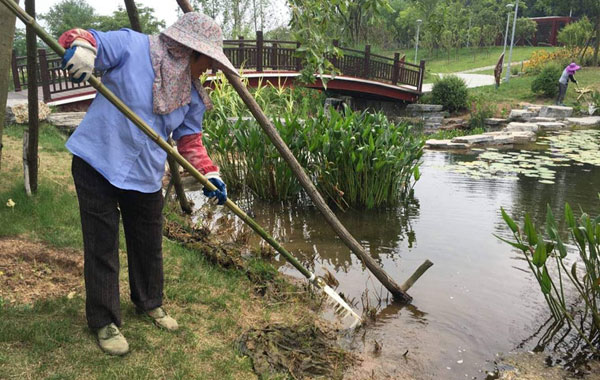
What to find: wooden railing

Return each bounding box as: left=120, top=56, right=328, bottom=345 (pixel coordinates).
left=11, top=48, right=102, bottom=102
left=11, top=32, right=425, bottom=102
left=222, top=31, right=425, bottom=91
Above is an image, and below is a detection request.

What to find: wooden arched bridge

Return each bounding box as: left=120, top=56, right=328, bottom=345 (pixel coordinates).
left=10, top=31, right=425, bottom=106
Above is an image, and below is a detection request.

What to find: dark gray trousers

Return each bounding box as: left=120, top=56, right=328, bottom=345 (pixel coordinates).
left=557, top=82, right=568, bottom=104
left=72, top=155, right=164, bottom=329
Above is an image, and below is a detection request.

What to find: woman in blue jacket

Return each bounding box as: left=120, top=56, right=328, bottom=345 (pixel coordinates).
left=59, top=12, right=237, bottom=355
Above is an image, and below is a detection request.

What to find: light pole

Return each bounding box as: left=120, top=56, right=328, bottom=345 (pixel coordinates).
left=503, top=3, right=514, bottom=77
left=505, top=0, right=519, bottom=83
left=414, top=19, right=422, bottom=64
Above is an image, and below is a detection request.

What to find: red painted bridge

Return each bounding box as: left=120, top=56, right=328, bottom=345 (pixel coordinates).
left=10, top=31, right=425, bottom=106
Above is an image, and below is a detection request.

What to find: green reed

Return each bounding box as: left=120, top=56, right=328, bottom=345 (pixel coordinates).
left=307, top=108, right=423, bottom=209
left=497, top=203, right=600, bottom=351
left=202, top=74, right=424, bottom=208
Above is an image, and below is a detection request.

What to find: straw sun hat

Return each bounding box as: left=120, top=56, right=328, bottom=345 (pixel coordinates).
left=161, top=12, right=239, bottom=77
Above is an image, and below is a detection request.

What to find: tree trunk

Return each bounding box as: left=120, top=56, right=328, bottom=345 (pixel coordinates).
left=123, top=0, right=142, bottom=33
left=594, top=16, right=600, bottom=67
left=26, top=0, right=38, bottom=193
left=0, top=0, right=19, bottom=170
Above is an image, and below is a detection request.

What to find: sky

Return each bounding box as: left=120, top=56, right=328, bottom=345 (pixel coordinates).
left=20, top=0, right=290, bottom=31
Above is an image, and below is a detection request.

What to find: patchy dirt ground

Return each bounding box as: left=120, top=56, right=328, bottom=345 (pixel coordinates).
left=0, top=237, right=83, bottom=305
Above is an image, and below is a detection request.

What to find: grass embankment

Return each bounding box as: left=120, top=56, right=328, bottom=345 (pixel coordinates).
left=375, top=46, right=558, bottom=74
left=0, top=123, right=342, bottom=379
left=469, top=67, right=600, bottom=112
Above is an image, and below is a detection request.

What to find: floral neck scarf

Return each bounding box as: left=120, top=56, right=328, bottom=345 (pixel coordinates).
left=148, top=34, right=213, bottom=115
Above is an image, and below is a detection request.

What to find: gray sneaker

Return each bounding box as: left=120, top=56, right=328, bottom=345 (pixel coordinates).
left=97, top=323, right=129, bottom=356
left=145, top=307, right=179, bottom=331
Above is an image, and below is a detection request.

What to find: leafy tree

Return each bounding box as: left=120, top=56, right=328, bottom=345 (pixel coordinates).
left=40, top=0, right=98, bottom=38
left=481, top=24, right=497, bottom=55
left=12, top=27, right=26, bottom=56
left=558, top=17, right=593, bottom=49
left=11, top=27, right=46, bottom=57
left=440, top=29, right=454, bottom=61
left=288, top=0, right=341, bottom=83
left=468, top=25, right=481, bottom=60
left=528, top=0, right=600, bottom=65
left=514, top=17, right=537, bottom=45
left=95, top=5, right=165, bottom=34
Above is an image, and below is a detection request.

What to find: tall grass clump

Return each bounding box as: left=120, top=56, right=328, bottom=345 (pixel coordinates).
left=497, top=204, right=600, bottom=352
left=201, top=75, right=424, bottom=208
left=308, top=108, right=423, bottom=209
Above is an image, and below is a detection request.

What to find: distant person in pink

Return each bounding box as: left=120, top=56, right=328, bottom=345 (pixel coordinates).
left=556, top=62, right=580, bottom=106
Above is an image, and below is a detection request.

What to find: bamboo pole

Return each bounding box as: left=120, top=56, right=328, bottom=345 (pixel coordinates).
left=175, top=0, right=431, bottom=303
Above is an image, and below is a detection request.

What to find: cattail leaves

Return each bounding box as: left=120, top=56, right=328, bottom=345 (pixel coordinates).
left=497, top=203, right=600, bottom=348
left=203, top=77, right=424, bottom=208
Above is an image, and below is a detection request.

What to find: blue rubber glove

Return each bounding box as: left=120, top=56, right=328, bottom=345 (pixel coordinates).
left=60, top=40, right=96, bottom=83
left=203, top=172, right=227, bottom=205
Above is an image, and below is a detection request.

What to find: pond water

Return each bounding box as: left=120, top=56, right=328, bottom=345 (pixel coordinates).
left=187, top=128, right=600, bottom=379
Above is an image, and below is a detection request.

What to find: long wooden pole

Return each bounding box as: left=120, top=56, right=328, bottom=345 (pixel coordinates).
left=25, top=0, right=38, bottom=194
left=176, top=0, right=430, bottom=303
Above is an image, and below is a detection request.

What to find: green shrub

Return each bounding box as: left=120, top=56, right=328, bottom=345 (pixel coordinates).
left=431, top=75, right=468, bottom=113
left=531, top=64, right=561, bottom=98
left=511, top=65, right=519, bottom=76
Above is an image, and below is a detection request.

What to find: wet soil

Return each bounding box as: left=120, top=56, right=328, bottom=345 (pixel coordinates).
left=238, top=323, right=357, bottom=379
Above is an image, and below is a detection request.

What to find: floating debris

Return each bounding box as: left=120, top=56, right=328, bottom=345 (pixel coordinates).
left=238, top=323, right=357, bottom=379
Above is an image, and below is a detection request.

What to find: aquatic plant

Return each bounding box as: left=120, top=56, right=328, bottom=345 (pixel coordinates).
left=449, top=130, right=600, bottom=185
left=202, top=76, right=424, bottom=208
left=497, top=203, right=600, bottom=352
left=467, top=95, right=496, bottom=130
left=308, top=108, right=424, bottom=209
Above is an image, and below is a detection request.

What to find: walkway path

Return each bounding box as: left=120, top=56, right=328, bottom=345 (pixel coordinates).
left=422, top=60, right=529, bottom=93
left=422, top=73, right=495, bottom=93
left=458, top=60, right=529, bottom=74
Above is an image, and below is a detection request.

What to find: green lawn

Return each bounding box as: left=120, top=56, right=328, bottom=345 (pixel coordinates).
left=0, top=123, right=339, bottom=380
left=469, top=67, right=600, bottom=112
left=376, top=46, right=558, bottom=74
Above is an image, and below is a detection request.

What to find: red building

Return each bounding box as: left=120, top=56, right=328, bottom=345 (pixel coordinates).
left=530, top=16, right=574, bottom=46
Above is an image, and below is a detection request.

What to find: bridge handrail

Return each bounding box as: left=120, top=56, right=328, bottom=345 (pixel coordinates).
left=12, top=32, right=425, bottom=102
